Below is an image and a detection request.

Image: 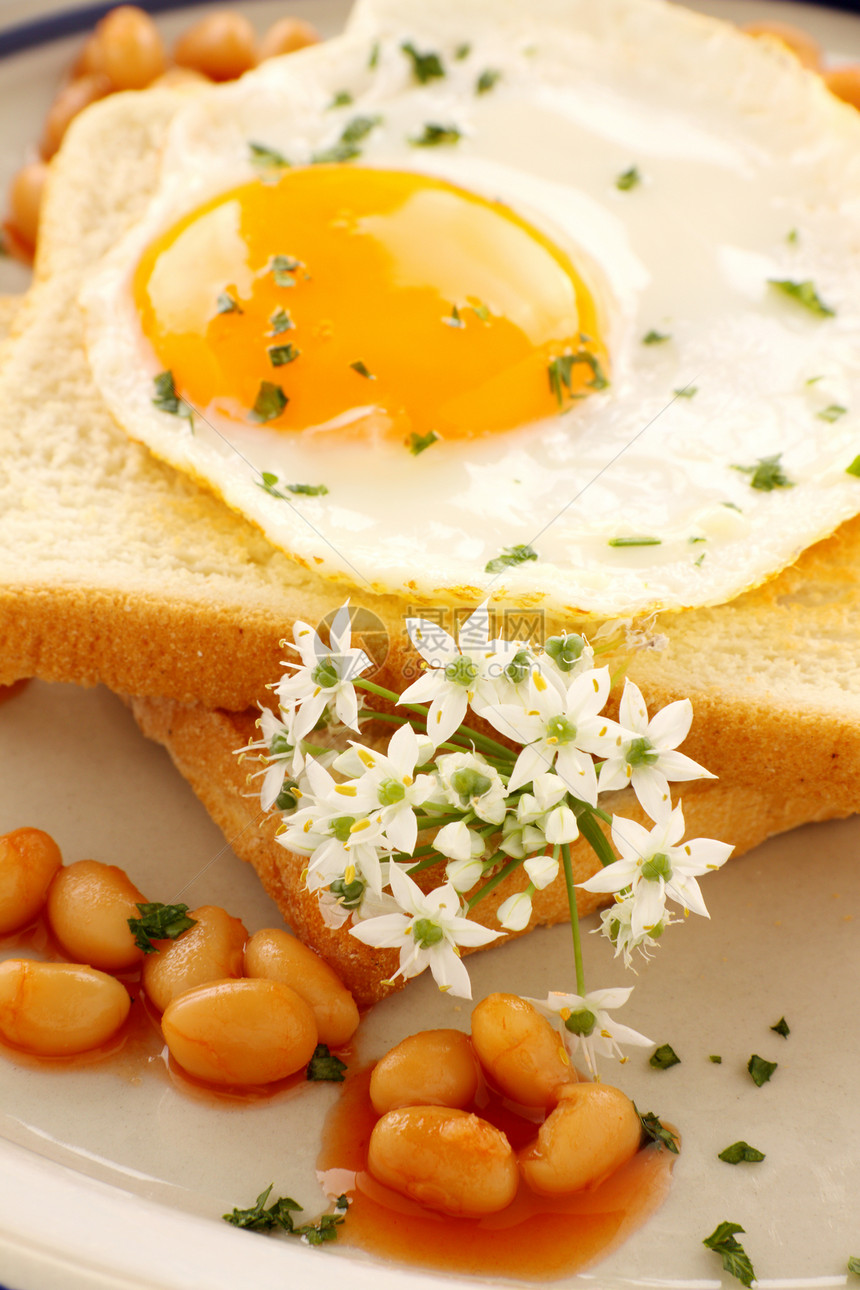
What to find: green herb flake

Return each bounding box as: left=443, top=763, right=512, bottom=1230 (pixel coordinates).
left=268, top=343, right=300, bottom=368
left=127, top=902, right=196, bottom=954
left=443, top=305, right=465, bottom=328
left=249, top=381, right=288, bottom=423
left=341, top=114, right=381, bottom=144
left=616, top=165, right=641, bottom=191
left=642, top=329, right=671, bottom=344
left=848, top=1256, right=860, bottom=1277
left=368, top=41, right=380, bottom=69
left=786, top=227, right=799, bottom=244
left=768, top=277, right=835, bottom=317
left=312, top=140, right=361, bottom=165
left=257, top=471, right=328, bottom=499
left=732, top=453, right=794, bottom=492
left=817, top=404, right=847, bottom=422
left=608, top=535, right=662, bottom=548
left=152, top=371, right=192, bottom=421
left=709, top=1054, right=722, bottom=1063
left=454, top=42, right=471, bottom=60
left=649, top=1043, right=680, bottom=1070
left=747, top=1054, right=777, bottom=1087
left=216, top=291, right=243, bottom=315
left=703, top=1221, right=757, bottom=1288
left=485, top=543, right=539, bottom=575
left=249, top=141, right=291, bottom=171
left=548, top=348, right=609, bottom=406
left=307, top=1043, right=348, bottom=1082
left=846, top=456, right=860, bottom=478
left=471, top=301, right=490, bottom=321
left=270, top=254, right=302, bottom=287
left=718, top=1141, right=765, bottom=1165
left=674, top=384, right=697, bottom=399
left=636, top=1108, right=679, bottom=1154
left=350, top=360, right=375, bottom=379
left=409, top=429, right=439, bottom=455
left=401, top=41, right=446, bottom=83
left=806, top=374, right=824, bottom=385
left=410, top=122, right=462, bottom=147
left=476, top=68, right=501, bottom=94
left=771, top=1016, right=790, bottom=1038
left=269, top=307, right=294, bottom=335
left=329, top=90, right=353, bottom=108
left=223, top=1186, right=348, bottom=1243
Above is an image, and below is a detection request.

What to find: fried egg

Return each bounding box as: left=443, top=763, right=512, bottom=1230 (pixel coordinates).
left=82, top=0, right=860, bottom=618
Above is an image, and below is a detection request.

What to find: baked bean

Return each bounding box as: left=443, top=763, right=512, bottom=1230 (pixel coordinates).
left=518, top=1082, right=641, bottom=1196
left=90, top=6, right=167, bottom=89
left=824, top=66, right=860, bottom=112
left=257, top=17, right=320, bottom=62
left=471, top=993, right=571, bottom=1108
left=369, top=1029, right=479, bottom=1115
left=6, top=163, right=48, bottom=253
left=741, top=21, right=821, bottom=71
left=0, top=828, right=62, bottom=934
left=244, top=928, right=358, bottom=1047
left=0, top=959, right=130, bottom=1055
left=152, top=66, right=210, bottom=89
left=161, top=977, right=317, bottom=1085
left=142, top=904, right=247, bottom=1013
left=368, top=1106, right=518, bottom=1217
left=173, top=11, right=256, bottom=82
left=46, top=859, right=147, bottom=973
left=40, top=73, right=112, bottom=159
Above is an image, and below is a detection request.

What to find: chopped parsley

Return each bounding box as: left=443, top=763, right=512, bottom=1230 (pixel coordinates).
left=786, top=227, right=799, bottom=244
left=257, top=471, right=328, bottom=499
left=401, top=41, right=446, bottom=83
left=847, top=455, right=860, bottom=477
left=454, top=42, right=471, bottom=60
left=476, top=68, right=501, bottom=94
left=637, top=1108, right=679, bottom=1154
left=703, top=1221, right=757, bottom=1288
left=368, top=40, right=379, bottom=69
left=270, top=254, right=302, bottom=287
left=410, top=122, right=462, bottom=147
left=127, top=903, right=196, bottom=954
left=817, top=404, right=847, bottom=422
left=312, top=140, right=361, bottom=165
left=642, top=329, right=671, bottom=344
left=709, top=1054, right=722, bottom=1063
left=747, top=1054, right=777, bottom=1086
left=223, top=1185, right=348, bottom=1244
left=216, top=291, right=243, bottom=315
left=674, top=384, right=697, bottom=398
left=616, top=165, right=641, bottom=191
left=306, top=1044, right=348, bottom=1082
left=485, top=543, right=539, bottom=575
left=768, top=277, right=835, bottom=317
left=313, top=114, right=382, bottom=165
left=849, top=1257, right=860, bottom=1277
left=152, top=371, right=192, bottom=421
left=771, top=1016, right=790, bottom=1038
left=718, top=1141, right=765, bottom=1165
left=649, top=1043, right=680, bottom=1070
left=732, top=453, right=794, bottom=492
left=548, top=348, right=608, bottom=406
left=443, top=305, right=465, bottom=328
left=350, top=360, right=375, bottom=379
left=249, top=140, right=291, bottom=172
left=269, top=307, right=294, bottom=334
left=341, top=114, right=381, bottom=144
left=329, top=90, right=353, bottom=108
left=268, top=343, right=300, bottom=367
left=409, top=429, right=439, bottom=455
left=608, top=535, right=661, bottom=548
left=249, top=381, right=288, bottom=423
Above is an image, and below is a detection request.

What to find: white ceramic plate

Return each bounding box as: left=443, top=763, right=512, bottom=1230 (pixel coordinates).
left=1, top=4, right=860, bottom=1289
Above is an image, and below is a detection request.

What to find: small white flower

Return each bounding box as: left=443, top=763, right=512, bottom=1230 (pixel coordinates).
left=349, top=864, right=501, bottom=998
left=400, top=603, right=507, bottom=744
left=579, top=802, right=733, bottom=938
left=596, top=893, right=679, bottom=969
left=332, top=723, right=436, bottom=855
left=242, top=704, right=304, bottom=811
left=436, top=751, right=508, bottom=825
left=524, top=852, right=559, bottom=890
left=434, top=820, right=484, bottom=862
left=530, top=986, right=652, bottom=1078
left=480, top=666, right=622, bottom=804
left=445, top=855, right=485, bottom=893
left=277, top=604, right=372, bottom=739
left=497, top=890, right=533, bottom=931
left=499, top=814, right=547, bottom=860
left=598, top=679, right=715, bottom=821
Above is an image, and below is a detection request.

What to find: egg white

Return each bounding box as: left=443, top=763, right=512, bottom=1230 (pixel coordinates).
left=82, top=0, right=860, bottom=618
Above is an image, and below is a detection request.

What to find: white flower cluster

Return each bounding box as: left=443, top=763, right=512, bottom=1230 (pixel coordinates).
left=245, top=602, right=733, bottom=1074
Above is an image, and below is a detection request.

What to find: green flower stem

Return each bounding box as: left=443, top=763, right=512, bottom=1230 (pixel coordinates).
left=353, top=678, right=516, bottom=762
left=355, top=676, right=415, bottom=708
left=466, top=853, right=521, bottom=909
left=573, top=802, right=615, bottom=866
left=561, top=843, right=587, bottom=996
left=406, top=853, right=446, bottom=875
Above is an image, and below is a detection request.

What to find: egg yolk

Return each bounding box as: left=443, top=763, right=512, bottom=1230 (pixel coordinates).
left=134, top=165, right=607, bottom=442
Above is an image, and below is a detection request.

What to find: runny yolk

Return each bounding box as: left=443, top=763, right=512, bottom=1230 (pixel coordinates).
left=134, top=165, right=607, bottom=442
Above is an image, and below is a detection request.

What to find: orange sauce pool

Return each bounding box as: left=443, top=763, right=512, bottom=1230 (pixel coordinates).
left=318, top=1068, right=677, bottom=1281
